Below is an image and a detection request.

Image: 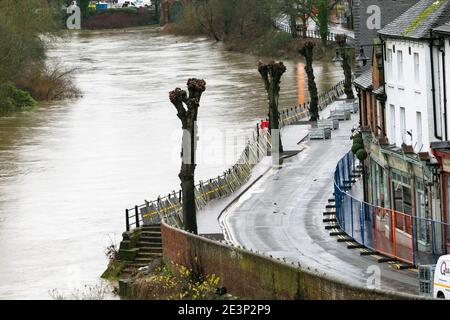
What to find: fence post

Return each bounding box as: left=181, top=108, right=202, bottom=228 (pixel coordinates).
left=431, top=220, right=437, bottom=262
left=350, top=197, right=354, bottom=238
left=135, top=205, right=140, bottom=228
left=125, top=209, right=130, bottom=232
left=411, top=216, right=417, bottom=265
left=392, top=211, right=397, bottom=258
left=360, top=202, right=365, bottom=245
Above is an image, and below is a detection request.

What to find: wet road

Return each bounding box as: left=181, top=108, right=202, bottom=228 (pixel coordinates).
left=0, top=27, right=343, bottom=299
left=223, top=104, right=419, bottom=295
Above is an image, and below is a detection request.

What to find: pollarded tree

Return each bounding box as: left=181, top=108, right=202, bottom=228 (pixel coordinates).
left=299, top=41, right=319, bottom=121
left=258, top=61, right=286, bottom=156
left=169, top=79, right=206, bottom=234
left=316, top=0, right=329, bottom=47
left=336, top=34, right=354, bottom=100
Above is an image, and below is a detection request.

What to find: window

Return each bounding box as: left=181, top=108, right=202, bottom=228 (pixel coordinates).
left=387, top=49, right=393, bottom=79
left=400, top=107, right=406, bottom=144
left=397, top=50, right=404, bottom=82
left=414, top=52, right=420, bottom=85
left=390, top=104, right=396, bottom=144
left=416, top=112, right=423, bottom=151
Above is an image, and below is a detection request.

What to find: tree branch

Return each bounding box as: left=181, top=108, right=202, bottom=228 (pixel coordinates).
left=169, top=87, right=188, bottom=128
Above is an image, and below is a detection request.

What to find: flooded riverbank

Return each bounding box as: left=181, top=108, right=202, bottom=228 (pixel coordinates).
left=0, top=27, right=343, bottom=299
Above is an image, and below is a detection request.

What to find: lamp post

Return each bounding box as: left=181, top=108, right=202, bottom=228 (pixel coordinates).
left=333, top=41, right=386, bottom=68
left=332, top=38, right=386, bottom=100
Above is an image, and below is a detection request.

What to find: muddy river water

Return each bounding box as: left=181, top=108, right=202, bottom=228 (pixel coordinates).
left=0, top=27, right=342, bottom=299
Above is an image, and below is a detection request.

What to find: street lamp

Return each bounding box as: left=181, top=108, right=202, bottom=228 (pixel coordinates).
left=332, top=49, right=344, bottom=63
left=332, top=42, right=384, bottom=66
left=355, top=46, right=369, bottom=67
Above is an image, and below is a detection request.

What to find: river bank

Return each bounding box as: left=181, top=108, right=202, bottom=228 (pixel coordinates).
left=0, top=26, right=342, bottom=299
left=163, top=23, right=337, bottom=61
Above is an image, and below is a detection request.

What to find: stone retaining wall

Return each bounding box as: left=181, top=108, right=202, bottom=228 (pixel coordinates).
left=161, top=222, right=420, bottom=300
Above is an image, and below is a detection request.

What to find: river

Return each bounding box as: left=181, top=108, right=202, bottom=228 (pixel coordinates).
left=0, top=27, right=343, bottom=299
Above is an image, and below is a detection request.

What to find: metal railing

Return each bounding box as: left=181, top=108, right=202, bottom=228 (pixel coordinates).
left=124, top=80, right=347, bottom=231
left=334, top=151, right=449, bottom=265
left=273, top=19, right=354, bottom=45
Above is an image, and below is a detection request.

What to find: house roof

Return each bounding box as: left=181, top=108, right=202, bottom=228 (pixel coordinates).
left=434, top=21, right=450, bottom=34
left=378, top=0, right=450, bottom=40
left=373, top=86, right=385, bottom=96
left=353, top=69, right=372, bottom=90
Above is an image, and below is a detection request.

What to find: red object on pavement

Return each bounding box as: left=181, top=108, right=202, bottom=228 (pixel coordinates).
left=260, top=120, right=269, bottom=130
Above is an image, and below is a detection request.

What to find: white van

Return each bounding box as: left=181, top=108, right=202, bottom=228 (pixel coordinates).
left=434, top=255, right=450, bottom=299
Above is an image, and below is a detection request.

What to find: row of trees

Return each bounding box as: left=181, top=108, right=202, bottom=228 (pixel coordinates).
left=175, top=0, right=274, bottom=41
left=177, top=0, right=340, bottom=46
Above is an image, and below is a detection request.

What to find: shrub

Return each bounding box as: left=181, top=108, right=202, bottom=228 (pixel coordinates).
left=133, top=262, right=223, bottom=300
left=356, top=149, right=368, bottom=161
left=352, top=133, right=363, bottom=144
left=16, top=64, right=80, bottom=101
left=0, top=82, right=37, bottom=115
left=351, top=143, right=362, bottom=155
left=260, top=30, right=293, bottom=55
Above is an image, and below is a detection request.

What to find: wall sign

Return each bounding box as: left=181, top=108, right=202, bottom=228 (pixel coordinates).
left=66, top=2, right=81, bottom=30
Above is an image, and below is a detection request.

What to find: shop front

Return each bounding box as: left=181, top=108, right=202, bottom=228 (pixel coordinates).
left=431, top=148, right=450, bottom=255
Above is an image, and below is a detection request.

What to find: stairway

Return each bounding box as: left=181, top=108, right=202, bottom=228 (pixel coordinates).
left=121, top=224, right=163, bottom=278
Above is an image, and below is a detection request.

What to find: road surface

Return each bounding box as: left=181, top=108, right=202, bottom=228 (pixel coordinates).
left=221, top=104, right=420, bottom=295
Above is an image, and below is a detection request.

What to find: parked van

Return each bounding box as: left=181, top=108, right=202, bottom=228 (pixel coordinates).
left=434, top=255, right=450, bottom=299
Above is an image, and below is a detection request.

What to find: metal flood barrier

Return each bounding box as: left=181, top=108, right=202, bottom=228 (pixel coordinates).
left=334, top=151, right=449, bottom=265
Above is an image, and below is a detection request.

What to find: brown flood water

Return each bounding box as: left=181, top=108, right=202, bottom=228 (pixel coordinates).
left=0, top=27, right=343, bottom=299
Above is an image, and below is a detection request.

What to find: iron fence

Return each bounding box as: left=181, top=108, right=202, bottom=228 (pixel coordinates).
left=334, top=151, right=449, bottom=265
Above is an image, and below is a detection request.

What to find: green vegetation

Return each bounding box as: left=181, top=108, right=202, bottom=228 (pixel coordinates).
left=356, top=149, right=368, bottom=161
left=352, top=132, right=366, bottom=160
left=164, top=0, right=337, bottom=59
left=0, top=82, right=37, bottom=115
left=130, top=260, right=236, bottom=300
left=101, top=260, right=128, bottom=281
left=0, top=0, right=78, bottom=115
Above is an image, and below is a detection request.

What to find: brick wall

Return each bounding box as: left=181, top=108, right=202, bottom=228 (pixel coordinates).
left=161, top=222, right=420, bottom=300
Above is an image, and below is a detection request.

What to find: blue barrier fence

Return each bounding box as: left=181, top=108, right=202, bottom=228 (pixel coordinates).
left=333, top=151, right=449, bottom=265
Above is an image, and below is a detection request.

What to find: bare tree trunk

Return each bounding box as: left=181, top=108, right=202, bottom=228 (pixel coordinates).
left=169, top=79, right=206, bottom=234
left=336, top=34, right=354, bottom=99
left=342, top=53, right=354, bottom=99
left=299, top=41, right=319, bottom=121
left=290, top=14, right=298, bottom=38
left=258, top=61, right=286, bottom=156
left=301, top=17, right=307, bottom=38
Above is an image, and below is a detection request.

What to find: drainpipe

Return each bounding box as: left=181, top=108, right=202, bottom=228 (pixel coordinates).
left=379, top=36, right=387, bottom=137
left=430, top=30, right=443, bottom=140
left=439, top=39, right=448, bottom=141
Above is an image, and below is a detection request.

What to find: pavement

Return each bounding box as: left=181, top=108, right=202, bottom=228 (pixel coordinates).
left=197, top=124, right=309, bottom=236
left=219, top=101, right=421, bottom=296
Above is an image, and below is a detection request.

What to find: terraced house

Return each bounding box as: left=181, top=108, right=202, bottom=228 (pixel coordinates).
left=354, top=0, right=450, bottom=265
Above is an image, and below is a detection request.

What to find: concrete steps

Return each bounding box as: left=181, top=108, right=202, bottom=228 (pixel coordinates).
left=120, top=224, right=163, bottom=278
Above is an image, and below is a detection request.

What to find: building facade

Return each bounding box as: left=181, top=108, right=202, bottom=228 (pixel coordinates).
left=352, top=0, right=419, bottom=74
left=354, top=0, right=450, bottom=262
